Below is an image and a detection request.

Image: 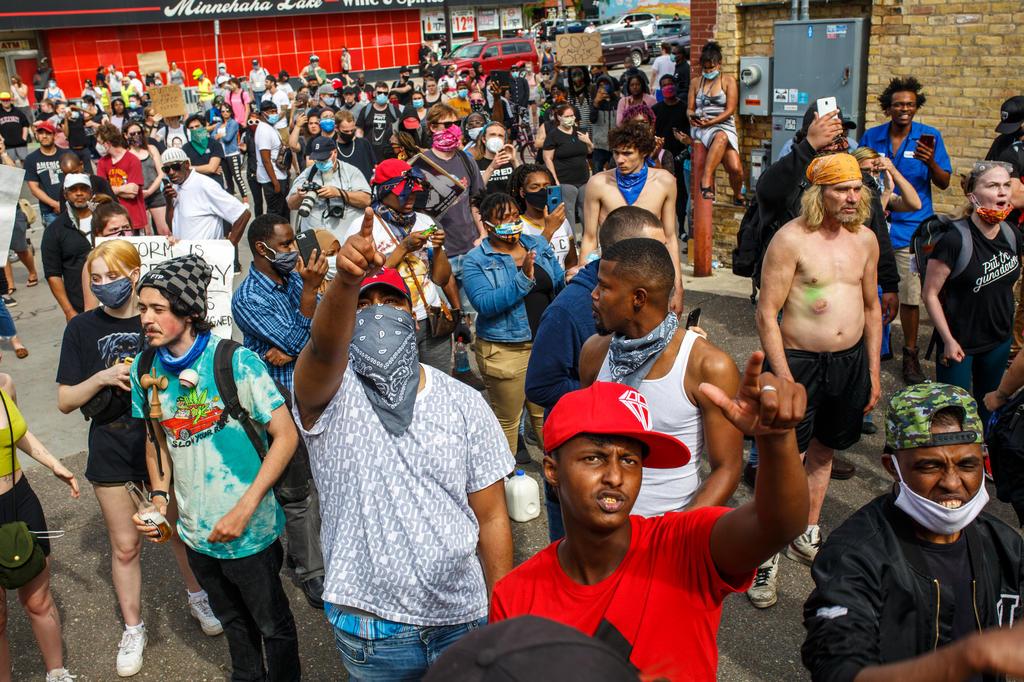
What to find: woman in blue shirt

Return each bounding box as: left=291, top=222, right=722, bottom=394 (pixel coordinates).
left=462, top=193, right=564, bottom=460
left=213, top=102, right=246, bottom=202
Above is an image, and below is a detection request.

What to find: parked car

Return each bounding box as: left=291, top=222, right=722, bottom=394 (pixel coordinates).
left=600, top=28, right=650, bottom=67
left=441, top=38, right=539, bottom=75
left=600, top=12, right=658, bottom=38
left=530, top=19, right=588, bottom=41
left=646, top=19, right=691, bottom=55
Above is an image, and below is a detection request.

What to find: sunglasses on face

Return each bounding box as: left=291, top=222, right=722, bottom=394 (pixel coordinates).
left=162, top=162, right=184, bottom=172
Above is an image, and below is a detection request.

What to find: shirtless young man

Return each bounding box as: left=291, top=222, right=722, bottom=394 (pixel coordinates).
left=578, top=237, right=743, bottom=516
left=749, top=152, right=881, bottom=607
left=582, top=121, right=683, bottom=313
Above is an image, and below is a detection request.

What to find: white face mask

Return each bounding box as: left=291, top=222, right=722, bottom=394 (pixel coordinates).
left=889, top=455, right=989, bottom=535
left=95, top=142, right=108, bottom=157
left=485, top=137, right=505, bottom=154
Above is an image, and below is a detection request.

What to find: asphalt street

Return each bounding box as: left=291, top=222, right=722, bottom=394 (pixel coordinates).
left=2, top=225, right=1019, bottom=681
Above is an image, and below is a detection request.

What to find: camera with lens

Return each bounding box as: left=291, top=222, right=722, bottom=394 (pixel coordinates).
left=327, top=203, right=345, bottom=219
left=297, top=181, right=321, bottom=218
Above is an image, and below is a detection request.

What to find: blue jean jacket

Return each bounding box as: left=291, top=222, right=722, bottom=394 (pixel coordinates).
left=462, top=233, right=565, bottom=343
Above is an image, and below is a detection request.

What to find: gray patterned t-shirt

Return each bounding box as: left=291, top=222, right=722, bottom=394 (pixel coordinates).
left=296, top=364, right=514, bottom=626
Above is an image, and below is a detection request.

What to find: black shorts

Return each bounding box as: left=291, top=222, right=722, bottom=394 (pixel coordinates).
left=771, top=339, right=870, bottom=453
left=0, top=476, right=51, bottom=556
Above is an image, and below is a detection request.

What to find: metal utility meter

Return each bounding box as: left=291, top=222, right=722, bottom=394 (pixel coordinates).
left=739, top=56, right=772, bottom=117
left=769, top=18, right=869, bottom=161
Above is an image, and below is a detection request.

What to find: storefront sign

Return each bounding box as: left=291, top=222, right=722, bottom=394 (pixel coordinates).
left=477, top=8, right=499, bottom=32
left=450, top=8, right=475, bottom=35
left=500, top=7, right=523, bottom=31
left=0, top=40, right=32, bottom=51
left=421, top=8, right=446, bottom=35
left=0, top=0, right=443, bottom=30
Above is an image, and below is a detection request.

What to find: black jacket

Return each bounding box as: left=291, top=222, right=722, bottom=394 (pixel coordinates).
left=41, top=210, right=91, bottom=314
left=802, top=495, right=1024, bottom=682
left=754, top=139, right=899, bottom=293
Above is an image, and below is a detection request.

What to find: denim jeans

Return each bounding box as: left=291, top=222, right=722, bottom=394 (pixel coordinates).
left=332, top=613, right=486, bottom=681
left=447, top=253, right=476, bottom=314
left=936, top=337, right=1012, bottom=425
left=40, top=205, right=59, bottom=227
left=592, top=148, right=612, bottom=174
left=186, top=541, right=301, bottom=682
left=544, top=479, right=565, bottom=542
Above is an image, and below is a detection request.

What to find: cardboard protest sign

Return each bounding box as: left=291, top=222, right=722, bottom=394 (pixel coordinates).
left=96, top=236, right=235, bottom=338
left=148, top=85, right=187, bottom=119
left=556, top=33, right=602, bottom=67
left=0, top=165, right=24, bottom=266
left=136, top=51, right=169, bottom=75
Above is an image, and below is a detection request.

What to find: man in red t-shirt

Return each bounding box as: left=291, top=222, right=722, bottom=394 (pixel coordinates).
left=96, top=123, right=147, bottom=232
left=490, top=352, right=810, bottom=681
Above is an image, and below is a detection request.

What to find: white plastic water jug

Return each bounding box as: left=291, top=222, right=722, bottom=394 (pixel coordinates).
left=504, top=469, right=541, bottom=523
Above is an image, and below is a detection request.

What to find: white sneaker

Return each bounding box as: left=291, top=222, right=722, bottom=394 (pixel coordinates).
left=116, top=627, right=147, bottom=677
left=45, top=669, right=77, bottom=682
left=747, top=553, right=781, bottom=609
left=190, top=595, right=224, bottom=636
left=786, top=526, right=822, bottom=566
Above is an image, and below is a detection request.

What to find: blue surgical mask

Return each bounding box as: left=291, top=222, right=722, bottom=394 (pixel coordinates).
left=315, top=159, right=334, bottom=173
left=412, top=99, right=424, bottom=110
left=457, top=88, right=469, bottom=99
left=375, top=93, right=388, bottom=106
left=510, top=71, right=520, bottom=78
left=259, top=242, right=299, bottom=276
left=703, top=70, right=720, bottom=80
left=265, top=113, right=280, bottom=125
left=322, top=96, right=335, bottom=106
left=320, top=119, right=336, bottom=133
left=90, top=277, right=133, bottom=309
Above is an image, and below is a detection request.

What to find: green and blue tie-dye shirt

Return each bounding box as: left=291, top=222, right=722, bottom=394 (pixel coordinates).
left=131, top=335, right=285, bottom=560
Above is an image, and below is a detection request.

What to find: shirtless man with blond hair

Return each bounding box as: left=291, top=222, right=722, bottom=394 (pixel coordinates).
left=749, top=151, right=881, bottom=606
left=582, top=121, right=683, bottom=313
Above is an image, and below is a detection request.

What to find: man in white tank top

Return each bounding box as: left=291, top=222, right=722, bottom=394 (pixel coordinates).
left=579, top=238, right=744, bottom=515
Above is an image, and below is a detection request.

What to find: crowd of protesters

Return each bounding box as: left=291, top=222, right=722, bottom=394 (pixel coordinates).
left=0, top=36, right=1021, bottom=682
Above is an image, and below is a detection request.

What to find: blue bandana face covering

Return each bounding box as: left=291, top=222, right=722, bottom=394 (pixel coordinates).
left=615, top=164, right=649, bottom=206
left=349, top=305, right=420, bottom=436
left=606, top=312, right=679, bottom=389
left=157, top=331, right=212, bottom=376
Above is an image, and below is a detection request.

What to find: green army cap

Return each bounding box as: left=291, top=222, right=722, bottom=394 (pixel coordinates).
left=885, top=383, right=984, bottom=452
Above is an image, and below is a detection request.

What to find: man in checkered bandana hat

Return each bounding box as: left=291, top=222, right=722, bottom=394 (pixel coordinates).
left=132, top=252, right=303, bottom=679
left=490, top=352, right=811, bottom=680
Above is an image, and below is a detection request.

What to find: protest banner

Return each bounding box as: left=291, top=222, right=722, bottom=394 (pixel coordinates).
left=0, top=165, right=24, bottom=266
left=136, top=51, right=170, bottom=75
left=149, top=85, right=187, bottom=119
left=556, top=33, right=602, bottom=67
left=96, top=236, right=235, bottom=338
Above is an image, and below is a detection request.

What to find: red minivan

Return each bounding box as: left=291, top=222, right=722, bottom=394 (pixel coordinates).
left=441, top=38, right=539, bottom=75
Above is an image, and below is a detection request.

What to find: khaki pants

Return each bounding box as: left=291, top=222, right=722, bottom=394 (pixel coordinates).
left=475, top=339, right=545, bottom=454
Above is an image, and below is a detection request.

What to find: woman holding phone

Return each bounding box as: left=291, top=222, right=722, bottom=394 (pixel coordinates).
left=688, top=41, right=745, bottom=204
left=541, top=102, right=592, bottom=232
left=462, top=192, right=565, bottom=463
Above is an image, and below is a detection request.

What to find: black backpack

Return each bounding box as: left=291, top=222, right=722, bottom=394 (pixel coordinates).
left=910, top=214, right=1018, bottom=285
left=986, top=389, right=1024, bottom=526
left=732, top=178, right=809, bottom=284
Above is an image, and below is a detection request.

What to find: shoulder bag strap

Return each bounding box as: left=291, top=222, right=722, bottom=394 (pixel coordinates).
left=951, top=218, right=974, bottom=280
left=213, top=340, right=267, bottom=459
left=2, top=392, right=15, bottom=519
left=405, top=255, right=450, bottom=319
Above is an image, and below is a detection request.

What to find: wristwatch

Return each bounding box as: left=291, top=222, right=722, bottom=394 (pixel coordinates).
left=149, top=490, right=169, bottom=503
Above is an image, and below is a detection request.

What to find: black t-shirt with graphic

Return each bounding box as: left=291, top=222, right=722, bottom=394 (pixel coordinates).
left=477, top=156, right=515, bottom=195
left=56, top=309, right=149, bottom=483
left=357, top=104, right=399, bottom=163
left=0, top=107, right=28, bottom=149
left=24, top=148, right=64, bottom=203
left=930, top=219, right=1023, bottom=354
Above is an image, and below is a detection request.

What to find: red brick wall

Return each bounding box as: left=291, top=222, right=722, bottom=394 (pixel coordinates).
left=688, top=0, right=717, bottom=66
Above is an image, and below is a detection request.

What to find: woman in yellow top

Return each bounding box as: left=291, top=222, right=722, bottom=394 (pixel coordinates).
left=0, top=374, right=79, bottom=682
left=194, top=69, right=215, bottom=108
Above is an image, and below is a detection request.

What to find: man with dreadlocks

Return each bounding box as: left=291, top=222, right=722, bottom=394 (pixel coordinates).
left=342, top=158, right=463, bottom=372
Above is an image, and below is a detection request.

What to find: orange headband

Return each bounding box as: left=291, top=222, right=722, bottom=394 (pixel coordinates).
left=806, top=153, right=862, bottom=186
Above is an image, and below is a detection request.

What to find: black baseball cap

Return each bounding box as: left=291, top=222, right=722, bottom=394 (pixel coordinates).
left=259, top=99, right=278, bottom=112
left=422, top=616, right=640, bottom=682
left=800, top=101, right=857, bottom=133
left=308, top=136, right=337, bottom=161
left=399, top=65, right=412, bottom=74
left=996, top=96, right=1024, bottom=134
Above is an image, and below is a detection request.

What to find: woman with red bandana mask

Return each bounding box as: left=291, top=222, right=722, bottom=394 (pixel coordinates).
left=923, top=160, right=1022, bottom=421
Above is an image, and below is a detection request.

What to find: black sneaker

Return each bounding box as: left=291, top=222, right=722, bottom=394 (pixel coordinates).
left=2, top=295, right=16, bottom=307
left=861, top=419, right=878, bottom=435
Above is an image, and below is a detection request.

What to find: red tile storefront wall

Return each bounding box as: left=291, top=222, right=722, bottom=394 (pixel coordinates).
left=45, top=10, right=422, bottom=92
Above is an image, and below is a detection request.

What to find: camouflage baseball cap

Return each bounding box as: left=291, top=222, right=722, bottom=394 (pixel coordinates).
left=885, top=383, right=984, bottom=452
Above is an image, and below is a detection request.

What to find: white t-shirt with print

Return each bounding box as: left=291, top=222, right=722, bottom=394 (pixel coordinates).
left=520, top=215, right=573, bottom=268
left=343, top=211, right=442, bottom=321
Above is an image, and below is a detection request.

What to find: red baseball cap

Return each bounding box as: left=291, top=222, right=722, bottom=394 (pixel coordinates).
left=544, top=382, right=691, bottom=469
left=372, top=158, right=423, bottom=196
left=35, top=120, right=57, bottom=134
left=359, top=267, right=411, bottom=304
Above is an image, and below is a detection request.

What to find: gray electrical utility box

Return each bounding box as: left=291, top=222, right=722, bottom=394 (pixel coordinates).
left=769, top=18, right=869, bottom=161
left=739, top=56, right=772, bottom=117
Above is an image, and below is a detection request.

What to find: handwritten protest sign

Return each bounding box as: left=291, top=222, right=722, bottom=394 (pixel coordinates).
left=556, top=33, right=602, bottom=67
left=148, top=85, right=187, bottom=119
left=136, top=51, right=170, bottom=76
left=96, top=236, right=235, bottom=338
left=0, top=165, right=24, bottom=266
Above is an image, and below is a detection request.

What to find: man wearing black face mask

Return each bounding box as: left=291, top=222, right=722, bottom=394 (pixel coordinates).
left=392, top=66, right=414, bottom=107
left=231, top=213, right=330, bottom=609
left=803, top=383, right=1024, bottom=682
left=293, top=209, right=513, bottom=681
